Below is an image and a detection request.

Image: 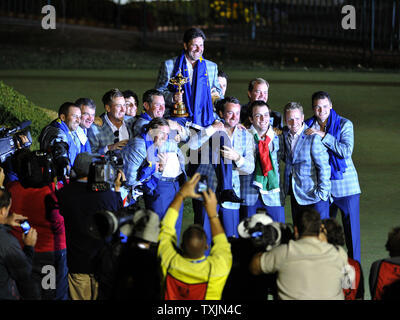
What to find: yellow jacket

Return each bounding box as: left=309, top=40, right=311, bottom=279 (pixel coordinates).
left=158, top=207, right=232, bottom=300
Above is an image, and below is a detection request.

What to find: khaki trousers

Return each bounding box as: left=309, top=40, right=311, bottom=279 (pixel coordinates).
left=68, top=273, right=98, bottom=300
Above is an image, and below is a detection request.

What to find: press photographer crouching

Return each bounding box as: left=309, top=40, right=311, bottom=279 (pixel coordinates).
left=7, top=149, right=68, bottom=300
left=222, top=211, right=294, bottom=300
left=249, top=208, right=349, bottom=300
left=56, top=152, right=125, bottom=300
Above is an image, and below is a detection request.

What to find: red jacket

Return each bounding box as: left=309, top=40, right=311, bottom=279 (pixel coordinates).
left=7, top=181, right=66, bottom=252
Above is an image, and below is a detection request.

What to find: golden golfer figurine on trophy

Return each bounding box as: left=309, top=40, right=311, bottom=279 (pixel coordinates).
left=169, top=69, right=189, bottom=117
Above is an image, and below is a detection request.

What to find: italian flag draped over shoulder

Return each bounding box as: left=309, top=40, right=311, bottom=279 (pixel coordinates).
left=251, top=126, right=280, bottom=194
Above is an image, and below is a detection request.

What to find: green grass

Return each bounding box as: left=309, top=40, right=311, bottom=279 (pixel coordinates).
left=1, top=68, right=399, bottom=299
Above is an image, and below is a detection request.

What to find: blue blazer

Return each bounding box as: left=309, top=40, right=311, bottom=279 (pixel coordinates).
left=240, top=127, right=285, bottom=207
left=122, top=136, right=186, bottom=188
left=283, top=125, right=331, bottom=205
left=312, top=117, right=361, bottom=198
left=187, top=126, right=255, bottom=210
left=87, top=114, right=135, bottom=155
left=155, top=56, right=222, bottom=108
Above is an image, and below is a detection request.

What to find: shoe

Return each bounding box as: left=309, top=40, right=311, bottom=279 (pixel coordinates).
left=219, top=189, right=244, bottom=204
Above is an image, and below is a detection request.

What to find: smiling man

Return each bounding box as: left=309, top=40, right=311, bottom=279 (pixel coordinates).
left=87, top=88, right=135, bottom=155
left=74, top=97, right=96, bottom=153
left=155, top=27, right=222, bottom=127
left=239, top=100, right=285, bottom=223
left=122, top=117, right=186, bottom=239
left=282, top=102, right=331, bottom=224
left=240, top=78, right=283, bottom=129
left=305, top=91, right=361, bottom=263
left=39, top=101, right=83, bottom=166
left=188, top=97, right=255, bottom=247
left=133, top=89, right=167, bottom=137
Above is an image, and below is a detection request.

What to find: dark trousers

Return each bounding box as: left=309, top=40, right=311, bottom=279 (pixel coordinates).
left=210, top=132, right=233, bottom=192
left=188, top=131, right=234, bottom=193
left=290, top=195, right=330, bottom=226
left=288, top=177, right=329, bottom=225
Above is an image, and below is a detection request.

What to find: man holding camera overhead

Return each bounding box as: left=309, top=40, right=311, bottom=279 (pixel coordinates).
left=56, top=152, right=125, bottom=300
left=158, top=173, right=232, bottom=300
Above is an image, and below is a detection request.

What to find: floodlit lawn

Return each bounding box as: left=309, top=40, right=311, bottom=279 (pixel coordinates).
left=1, top=68, right=399, bottom=299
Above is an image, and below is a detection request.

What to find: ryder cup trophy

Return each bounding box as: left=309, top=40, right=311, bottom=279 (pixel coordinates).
left=169, top=69, right=189, bottom=117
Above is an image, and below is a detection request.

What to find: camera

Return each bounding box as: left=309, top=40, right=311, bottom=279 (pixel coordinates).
left=238, top=213, right=294, bottom=251
left=20, top=220, right=31, bottom=234
left=88, top=151, right=124, bottom=192
left=195, top=175, right=208, bottom=195
left=0, top=120, right=32, bottom=163
left=88, top=203, right=139, bottom=240
left=11, top=149, right=64, bottom=188
left=49, top=142, right=71, bottom=179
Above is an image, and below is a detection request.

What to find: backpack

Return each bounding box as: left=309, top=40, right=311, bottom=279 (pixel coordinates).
left=164, top=263, right=211, bottom=300
left=371, top=259, right=400, bottom=300
left=343, top=258, right=364, bottom=300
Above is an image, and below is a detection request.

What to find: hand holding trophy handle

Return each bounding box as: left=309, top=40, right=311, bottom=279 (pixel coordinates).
left=169, top=69, right=189, bottom=117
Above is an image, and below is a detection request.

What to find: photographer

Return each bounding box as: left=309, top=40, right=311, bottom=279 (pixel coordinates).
left=0, top=167, right=39, bottom=300
left=113, top=209, right=161, bottom=300
left=223, top=212, right=293, bottom=300
left=0, top=122, right=32, bottom=184
left=7, top=149, right=68, bottom=300
left=56, top=152, right=124, bottom=300
left=249, top=208, right=349, bottom=300
left=158, top=173, right=232, bottom=300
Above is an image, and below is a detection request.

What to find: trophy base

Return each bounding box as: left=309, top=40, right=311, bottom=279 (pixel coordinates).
left=172, top=103, right=189, bottom=118
left=172, top=111, right=189, bottom=118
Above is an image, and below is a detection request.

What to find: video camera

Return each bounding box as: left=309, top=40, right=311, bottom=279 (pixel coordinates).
left=0, top=120, right=32, bottom=163
left=238, top=213, right=294, bottom=251
left=11, top=149, right=63, bottom=188
left=88, top=151, right=124, bottom=192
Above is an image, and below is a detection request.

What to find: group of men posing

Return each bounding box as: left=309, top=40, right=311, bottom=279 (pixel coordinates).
left=10, top=27, right=361, bottom=299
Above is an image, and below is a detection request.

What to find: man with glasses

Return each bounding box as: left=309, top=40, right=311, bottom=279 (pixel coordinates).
left=88, top=88, right=135, bottom=155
